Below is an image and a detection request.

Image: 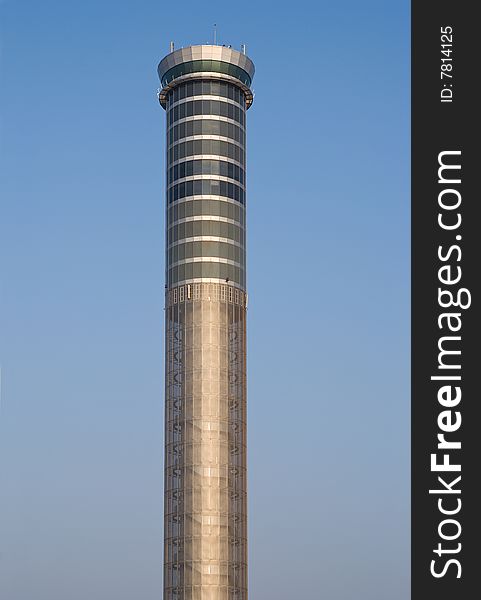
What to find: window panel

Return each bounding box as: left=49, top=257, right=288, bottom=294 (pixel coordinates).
left=162, top=64, right=251, bottom=90
left=167, top=217, right=244, bottom=247
left=168, top=118, right=244, bottom=147
left=169, top=99, right=245, bottom=126
left=168, top=178, right=245, bottom=204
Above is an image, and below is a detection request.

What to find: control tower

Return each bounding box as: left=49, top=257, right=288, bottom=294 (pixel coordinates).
left=157, top=43, right=255, bottom=600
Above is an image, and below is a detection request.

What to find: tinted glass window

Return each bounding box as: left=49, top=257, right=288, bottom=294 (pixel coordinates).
left=168, top=261, right=245, bottom=287
left=168, top=140, right=245, bottom=166
left=168, top=159, right=245, bottom=185
left=167, top=99, right=245, bottom=127
left=167, top=178, right=245, bottom=204
left=167, top=119, right=245, bottom=146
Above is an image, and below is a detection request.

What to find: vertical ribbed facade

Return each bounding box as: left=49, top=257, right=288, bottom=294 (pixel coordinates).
left=158, top=45, right=255, bottom=600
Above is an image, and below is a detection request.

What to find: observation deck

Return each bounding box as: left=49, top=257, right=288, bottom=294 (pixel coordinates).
left=157, top=44, right=255, bottom=109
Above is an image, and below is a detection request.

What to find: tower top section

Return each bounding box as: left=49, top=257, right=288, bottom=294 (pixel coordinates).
left=157, top=44, right=255, bottom=110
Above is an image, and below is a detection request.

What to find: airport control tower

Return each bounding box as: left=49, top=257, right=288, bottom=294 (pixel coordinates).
left=157, top=43, right=255, bottom=600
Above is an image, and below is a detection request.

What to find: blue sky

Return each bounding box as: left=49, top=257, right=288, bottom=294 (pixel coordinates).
left=0, top=1, right=410, bottom=598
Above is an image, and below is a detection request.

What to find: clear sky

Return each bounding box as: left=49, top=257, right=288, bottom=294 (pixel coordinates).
left=0, top=1, right=410, bottom=598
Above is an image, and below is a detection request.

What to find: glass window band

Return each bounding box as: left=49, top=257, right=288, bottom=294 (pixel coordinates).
left=168, top=200, right=245, bottom=227
left=168, top=80, right=246, bottom=107
left=168, top=119, right=245, bottom=147
left=167, top=178, right=245, bottom=204
left=167, top=219, right=245, bottom=246
left=168, top=139, right=245, bottom=166
left=167, top=100, right=245, bottom=127
left=168, top=160, right=245, bottom=186
left=168, top=241, right=245, bottom=265
left=160, top=61, right=251, bottom=88
left=168, top=261, right=245, bottom=288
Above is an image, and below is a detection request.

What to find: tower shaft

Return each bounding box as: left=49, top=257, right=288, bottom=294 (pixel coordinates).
left=158, top=45, right=255, bottom=600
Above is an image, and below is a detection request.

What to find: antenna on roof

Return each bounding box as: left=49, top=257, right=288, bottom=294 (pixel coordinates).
left=170, top=41, right=174, bottom=52
left=241, top=44, right=246, bottom=55
left=213, top=24, right=217, bottom=45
